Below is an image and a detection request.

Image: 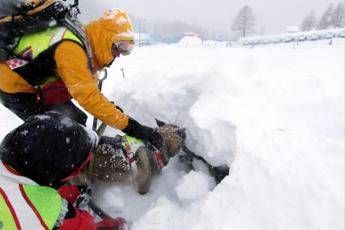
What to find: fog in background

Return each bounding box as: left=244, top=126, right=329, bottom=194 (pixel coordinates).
left=79, top=0, right=339, bottom=39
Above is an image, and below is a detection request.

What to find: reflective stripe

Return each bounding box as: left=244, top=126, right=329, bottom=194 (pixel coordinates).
left=0, top=161, right=62, bottom=230
left=0, top=188, right=21, bottom=230
left=0, top=161, right=37, bottom=185
left=0, top=185, right=62, bottom=230
left=19, top=185, right=49, bottom=230
left=49, top=27, right=67, bottom=46
left=22, top=185, right=62, bottom=230
left=1, top=186, right=43, bottom=229
left=2, top=162, right=21, bottom=176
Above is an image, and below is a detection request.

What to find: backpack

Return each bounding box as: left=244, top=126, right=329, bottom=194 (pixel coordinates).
left=0, top=0, right=94, bottom=70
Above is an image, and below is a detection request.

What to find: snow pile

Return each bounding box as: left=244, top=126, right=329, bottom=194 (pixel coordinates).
left=100, top=39, right=344, bottom=230
left=175, top=170, right=214, bottom=201
left=0, top=38, right=343, bottom=230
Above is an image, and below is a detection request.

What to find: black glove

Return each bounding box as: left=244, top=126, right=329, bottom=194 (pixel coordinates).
left=122, top=118, right=163, bottom=149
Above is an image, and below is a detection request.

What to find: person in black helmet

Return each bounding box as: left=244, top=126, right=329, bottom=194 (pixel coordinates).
left=0, top=112, right=127, bottom=230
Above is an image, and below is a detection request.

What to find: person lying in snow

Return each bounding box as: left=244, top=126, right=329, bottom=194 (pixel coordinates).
left=0, top=112, right=185, bottom=229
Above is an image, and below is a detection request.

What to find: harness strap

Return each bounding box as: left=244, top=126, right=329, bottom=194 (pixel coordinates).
left=61, top=17, right=95, bottom=72
left=152, top=148, right=165, bottom=170
left=2, top=1, right=95, bottom=72
left=121, top=139, right=139, bottom=175
left=122, top=136, right=166, bottom=173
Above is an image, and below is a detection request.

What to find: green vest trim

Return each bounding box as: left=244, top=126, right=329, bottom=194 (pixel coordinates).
left=22, top=185, right=63, bottom=230
left=0, top=190, right=17, bottom=230
left=125, top=135, right=145, bottom=153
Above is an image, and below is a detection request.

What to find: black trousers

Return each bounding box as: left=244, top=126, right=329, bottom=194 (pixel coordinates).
left=0, top=90, right=87, bottom=126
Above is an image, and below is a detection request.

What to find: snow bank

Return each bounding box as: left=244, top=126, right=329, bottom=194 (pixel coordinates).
left=0, top=38, right=343, bottom=230
left=175, top=170, right=214, bottom=201
left=240, top=28, right=344, bottom=46
left=99, top=39, right=344, bottom=230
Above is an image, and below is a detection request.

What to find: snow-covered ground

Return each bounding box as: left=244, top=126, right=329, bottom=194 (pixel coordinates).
left=0, top=39, right=343, bottom=230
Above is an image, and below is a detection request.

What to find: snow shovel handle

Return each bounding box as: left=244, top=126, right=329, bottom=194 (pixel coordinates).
left=97, top=69, right=108, bottom=90
left=92, top=69, right=108, bottom=131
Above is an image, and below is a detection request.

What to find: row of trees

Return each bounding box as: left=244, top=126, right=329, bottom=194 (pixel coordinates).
left=231, top=2, right=344, bottom=38
left=131, top=3, right=342, bottom=41
left=130, top=6, right=258, bottom=41
left=301, top=2, right=344, bottom=31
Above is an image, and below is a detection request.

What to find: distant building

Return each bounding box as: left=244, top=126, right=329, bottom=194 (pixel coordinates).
left=134, top=33, right=152, bottom=46
left=178, top=32, right=203, bottom=47
left=182, top=32, right=201, bottom=38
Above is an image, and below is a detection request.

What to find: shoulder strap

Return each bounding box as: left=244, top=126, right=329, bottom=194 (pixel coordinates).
left=60, top=18, right=95, bottom=72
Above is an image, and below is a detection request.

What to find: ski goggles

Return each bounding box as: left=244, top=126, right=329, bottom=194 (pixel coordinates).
left=113, top=40, right=135, bottom=56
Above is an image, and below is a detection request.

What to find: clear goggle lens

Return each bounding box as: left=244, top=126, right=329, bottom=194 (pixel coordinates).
left=115, top=41, right=134, bottom=56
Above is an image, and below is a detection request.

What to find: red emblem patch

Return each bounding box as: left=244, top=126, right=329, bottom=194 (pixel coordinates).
left=6, top=58, right=29, bottom=70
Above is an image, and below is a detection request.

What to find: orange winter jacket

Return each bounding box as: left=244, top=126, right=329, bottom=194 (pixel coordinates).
left=0, top=13, right=133, bottom=130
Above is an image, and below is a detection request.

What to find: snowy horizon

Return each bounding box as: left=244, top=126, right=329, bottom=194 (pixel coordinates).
left=80, top=0, right=340, bottom=35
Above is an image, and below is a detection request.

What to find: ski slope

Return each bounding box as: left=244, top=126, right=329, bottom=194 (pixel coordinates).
left=0, top=39, right=343, bottom=230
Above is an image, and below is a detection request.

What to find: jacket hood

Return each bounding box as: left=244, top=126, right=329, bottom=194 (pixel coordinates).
left=85, top=8, right=134, bottom=70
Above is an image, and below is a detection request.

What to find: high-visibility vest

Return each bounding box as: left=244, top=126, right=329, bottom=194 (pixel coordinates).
left=0, top=162, right=64, bottom=230
left=12, top=26, right=83, bottom=84
left=14, top=26, right=83, bottom=59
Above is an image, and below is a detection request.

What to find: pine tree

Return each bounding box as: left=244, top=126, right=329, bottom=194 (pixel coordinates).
left=231, top=5, right=256, bottom=38
left=300, top=11, right=317, bottom=31
left=318, top=4, right=334, bottom=29
left=331, top=2, right=344, bottom=28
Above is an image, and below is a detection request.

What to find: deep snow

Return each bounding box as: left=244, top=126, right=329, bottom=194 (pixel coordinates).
left=0, top=39, right=343, bottom=230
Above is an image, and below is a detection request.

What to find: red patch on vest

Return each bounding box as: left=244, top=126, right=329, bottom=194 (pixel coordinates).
left=6, top=58, right=29, bottom=70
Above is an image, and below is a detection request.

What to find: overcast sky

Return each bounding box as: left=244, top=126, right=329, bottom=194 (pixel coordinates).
left=79, top=0, right=338, bottom=34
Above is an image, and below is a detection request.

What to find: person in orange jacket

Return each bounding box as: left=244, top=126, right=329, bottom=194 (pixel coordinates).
left=0, top=7, right=162, bottom=148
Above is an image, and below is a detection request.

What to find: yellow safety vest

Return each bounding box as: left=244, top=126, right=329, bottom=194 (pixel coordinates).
left=13, top=26, right=83, bottom=84
left=0, top=162, right=64, bottom=230
left=14, top=26, right=82, bottom=59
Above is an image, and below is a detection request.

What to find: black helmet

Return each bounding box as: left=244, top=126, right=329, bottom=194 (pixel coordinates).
left=0, top=112, right=98, bottom=187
